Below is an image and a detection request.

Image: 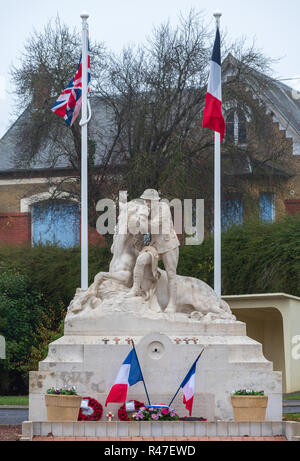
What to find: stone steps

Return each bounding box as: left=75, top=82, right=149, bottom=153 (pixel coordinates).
left=22, top=420, right=300, bottom=441
left=40, top=337, right=272, bottom=371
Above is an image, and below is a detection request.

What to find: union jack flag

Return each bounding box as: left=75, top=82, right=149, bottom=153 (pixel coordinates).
left=51, top=42, right=91, bottom=126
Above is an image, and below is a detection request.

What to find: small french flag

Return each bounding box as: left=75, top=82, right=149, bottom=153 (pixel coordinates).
left=105, top=349, right=143, bottom=405
left=180, top=352, right=204, bottom=416
left=202, top=26, right=225, bottom=141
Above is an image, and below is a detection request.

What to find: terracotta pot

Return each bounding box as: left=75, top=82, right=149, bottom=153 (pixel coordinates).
left=45, top=394, right=82, bottom=422
left=231, top=395, right=268, bottom=422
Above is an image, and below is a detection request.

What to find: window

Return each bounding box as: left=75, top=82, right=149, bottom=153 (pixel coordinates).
left=32, top=201, right=80, bottom=248
left=226, top=111, right=235, bottom=143
left=225, top=109, right=247, bottom=144
left=259, top=193, right=275, bottom=223
left=238, top=111, right=247, bottom=144
left=222, top=197, right=243, bottom=231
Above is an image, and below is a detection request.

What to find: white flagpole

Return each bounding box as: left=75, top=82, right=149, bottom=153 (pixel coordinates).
left=213, top=11, right=222, bottom=297
left=80, top=12, right=89, bottom=291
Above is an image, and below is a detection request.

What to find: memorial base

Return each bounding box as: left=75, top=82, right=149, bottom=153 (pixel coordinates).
left=28, top=314, right=282, bottom=422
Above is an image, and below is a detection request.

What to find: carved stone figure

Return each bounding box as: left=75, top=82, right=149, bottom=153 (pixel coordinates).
left=66, top=194, right=235, bottom=322
left=125, top=189, right=180, bottom=313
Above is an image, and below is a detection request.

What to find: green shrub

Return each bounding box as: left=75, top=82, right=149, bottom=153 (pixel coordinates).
left=0, top=244, right=111, bottom=308
left=0, top=270, right=65, bottom=394
left=179, top=214, right=300, bottom=296
left=0, top=215, right=299, bottom=304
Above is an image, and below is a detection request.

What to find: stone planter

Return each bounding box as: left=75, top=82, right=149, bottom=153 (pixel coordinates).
left=45, top=394, right=82, bottom=422
left=231, top=395, right=268, bottom=422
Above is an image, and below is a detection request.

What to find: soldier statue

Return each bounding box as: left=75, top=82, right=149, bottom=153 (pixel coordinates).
left=126, top=189, right=180, bottom=313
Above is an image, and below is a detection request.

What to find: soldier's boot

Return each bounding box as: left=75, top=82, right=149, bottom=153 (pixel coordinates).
left=125, top=283, right=142, bottom=298
left=125, top=269, right=143, bottom=298
left=164, top=278, right=177, bottom=313
left=125, top=252, right=150, bottom=298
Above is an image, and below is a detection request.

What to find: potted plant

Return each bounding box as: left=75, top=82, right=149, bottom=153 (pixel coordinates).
left=231, top=389, right=268, bottom=422
left=45, top=386, right=82, bottom=422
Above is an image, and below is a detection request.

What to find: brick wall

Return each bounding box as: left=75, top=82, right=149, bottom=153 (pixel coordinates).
left=0, top=212, right=106, bottom=247
left=0, top=213, right=31, bottom=245
left=285, top=199, right=300, bottom=216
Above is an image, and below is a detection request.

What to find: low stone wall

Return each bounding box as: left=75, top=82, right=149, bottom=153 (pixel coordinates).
left=21, top=420, right=300, bottom=441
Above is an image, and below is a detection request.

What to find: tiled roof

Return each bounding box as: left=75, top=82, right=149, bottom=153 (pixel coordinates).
left=0, top=58, right=299, bottom=173
left=0, top=97, right=112, bottom=172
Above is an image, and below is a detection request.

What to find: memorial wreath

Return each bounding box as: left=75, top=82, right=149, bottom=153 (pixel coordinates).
left=78, top=397, right=103, bottom=421
left=118, top=401, right=145, bottom=421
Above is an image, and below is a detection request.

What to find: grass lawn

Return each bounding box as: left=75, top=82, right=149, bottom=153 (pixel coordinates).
left=283, top=413, right=300, bottom=421
left=283, top=394, right=300, bottom=401
left=0, top=396, right=29, bottom=406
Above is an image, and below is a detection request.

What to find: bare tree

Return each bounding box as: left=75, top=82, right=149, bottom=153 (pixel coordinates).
left=10, top=16, right=115, bottom=225
left=95, top=11, right=288, bottom=228
left=10, top=11, right=289, bottom=231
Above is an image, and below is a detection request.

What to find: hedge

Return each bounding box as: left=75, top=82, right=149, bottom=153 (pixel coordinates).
left=0, top=270, right=65, bottom=394
left=0, top=214, right=299, bottom=307
left=178, top=215, right=300, bottom=297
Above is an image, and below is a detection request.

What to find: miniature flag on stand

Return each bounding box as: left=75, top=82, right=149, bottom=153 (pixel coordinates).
left=181, top=357, right=199, bottom=416
left=105, top=349, right=144, bottom=405
left=169, top=350, right=204, bottom=416
left=51, top=43, right=91, bottom=126
left=202, top=25, right=225, bottom=140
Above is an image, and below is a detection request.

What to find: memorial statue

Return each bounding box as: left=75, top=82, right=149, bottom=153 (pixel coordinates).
left=125, top=189, right=180, bottom=313
left=67, top=189, right=235, bottom=322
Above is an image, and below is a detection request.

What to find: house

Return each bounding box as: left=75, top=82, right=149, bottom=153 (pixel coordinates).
left=220, top=54, right=300, bottom=228
left=0, top=102, right=108, bottom=247
left=0, top=57, right=299, bottom=247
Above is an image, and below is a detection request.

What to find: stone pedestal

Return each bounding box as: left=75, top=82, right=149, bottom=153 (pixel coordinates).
left=29, top=313, right=282, bottom=422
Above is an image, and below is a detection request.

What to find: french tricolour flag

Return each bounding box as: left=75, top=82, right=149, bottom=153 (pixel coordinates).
left=180, top=352, right=203, bottom=416
left=202, top=27, right=225, bottom=141
left=105, top=349, right=143, bottom=405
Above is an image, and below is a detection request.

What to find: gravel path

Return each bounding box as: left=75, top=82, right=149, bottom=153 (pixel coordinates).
left=0, top=425, right=22, bottom=442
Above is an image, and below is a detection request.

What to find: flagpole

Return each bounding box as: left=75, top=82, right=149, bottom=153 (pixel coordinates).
left=213, top=11, right=222, bottom=298
left=131, top=340, right=151, bottom=406
left=168, top=349, right=205, bottom=408
left=80, top=12, right=89, bottom=291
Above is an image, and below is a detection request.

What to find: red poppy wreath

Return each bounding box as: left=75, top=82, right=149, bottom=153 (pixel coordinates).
left=118, top=401, right=145, bottom=421
left=78, top=397, right=103, bottom=421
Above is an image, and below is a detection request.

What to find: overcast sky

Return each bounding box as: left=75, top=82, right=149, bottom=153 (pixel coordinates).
left=0, top=0, right=299, bottom=137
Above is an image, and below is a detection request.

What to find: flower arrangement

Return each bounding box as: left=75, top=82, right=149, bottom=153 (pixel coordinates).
left=232, top=389, right=265, bottom=396
left=118, top=401, right=145, bottom=421
left=46, top=386, right=78, bottom=396
left=132, top=406, right=180, bottom=422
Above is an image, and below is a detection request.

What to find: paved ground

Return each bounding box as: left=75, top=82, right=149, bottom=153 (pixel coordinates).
left=0, top=425, right=22, bottom=441
left=32, top=436, right=287, bottom=442
left=283, top=401, right=300, bottom=414
left=0, top=408, right=29, bottom=425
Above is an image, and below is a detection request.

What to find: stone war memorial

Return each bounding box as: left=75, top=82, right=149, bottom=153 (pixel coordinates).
left=21, top=9, right=299, bottom=441
left=28, top=190, right=283, bottom=433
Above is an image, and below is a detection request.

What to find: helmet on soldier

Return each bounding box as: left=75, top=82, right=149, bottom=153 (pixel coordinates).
left=140, top=189, right=160, bottom=201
